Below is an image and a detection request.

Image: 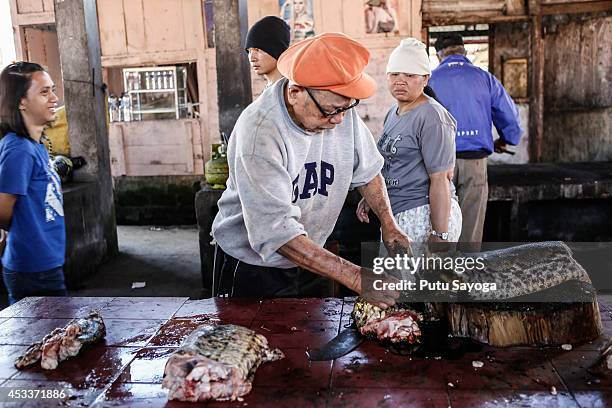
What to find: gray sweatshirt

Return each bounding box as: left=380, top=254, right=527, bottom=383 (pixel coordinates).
left=212, top=79, right=384, bottom=268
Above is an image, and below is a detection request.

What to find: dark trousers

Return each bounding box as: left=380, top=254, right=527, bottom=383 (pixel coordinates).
left=215, top=249, right=333, bottom=298
left=2, top=266, right=67, bottom=305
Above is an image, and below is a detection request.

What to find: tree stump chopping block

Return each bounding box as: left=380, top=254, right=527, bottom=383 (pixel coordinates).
left=447, top=299, right=602, bottom=347
left=442, top=242, right=603, bottom=347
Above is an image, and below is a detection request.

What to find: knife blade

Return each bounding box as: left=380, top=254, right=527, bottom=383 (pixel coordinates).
left=306, top=327, right=364, bottom=361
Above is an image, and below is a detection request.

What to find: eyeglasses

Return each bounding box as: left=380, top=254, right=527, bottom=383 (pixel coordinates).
left=305, top=88, right=359, bottom=118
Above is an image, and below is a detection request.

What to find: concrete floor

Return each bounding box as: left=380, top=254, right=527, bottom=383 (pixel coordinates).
left=72, top=225, right=203, bottom=299
left=0, top=225, right=204, bottom=308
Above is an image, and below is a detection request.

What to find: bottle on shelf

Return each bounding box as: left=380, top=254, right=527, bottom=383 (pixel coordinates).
left=162, top=71, right=169, bottom=89
left=121, top=92, right=132, bottom=122
left=108, top=94, right=119, bottom=122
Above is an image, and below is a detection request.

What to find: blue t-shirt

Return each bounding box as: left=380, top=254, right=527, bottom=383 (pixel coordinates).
left=0, top=133, right=65, bottom=272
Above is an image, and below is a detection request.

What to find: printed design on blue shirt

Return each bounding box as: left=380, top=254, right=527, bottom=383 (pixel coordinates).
left=457, top=129, right=479, bottom=137
left=291, top=161, right=335, bottom=204
left=44, top=158, right=64, bottom=222
left=378, top=132, right=402, bottom=188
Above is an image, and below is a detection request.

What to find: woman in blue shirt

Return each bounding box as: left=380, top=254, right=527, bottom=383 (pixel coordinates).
left=0, top=62, right=66, bottom=305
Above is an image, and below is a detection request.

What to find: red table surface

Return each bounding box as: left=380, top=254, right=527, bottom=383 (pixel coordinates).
left=0, top=296, right=610, bottom=407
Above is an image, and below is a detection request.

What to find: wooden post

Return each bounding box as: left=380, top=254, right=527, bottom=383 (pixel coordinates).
left=8, top=0, right=25, bottom=60
left=212, top=0, right=252, bottom=139
left=488, top=24, right=496, bottom=77
left=528, top=0, right=544, bottom=162
left=54, top=0, right=118, bottom=258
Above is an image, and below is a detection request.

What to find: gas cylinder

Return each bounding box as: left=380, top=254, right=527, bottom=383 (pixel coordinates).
left=204, top=142, right=229, bottom=189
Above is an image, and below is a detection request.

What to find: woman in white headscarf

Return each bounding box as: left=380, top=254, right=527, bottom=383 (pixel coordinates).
left=357, top=38, right=462, bottom=246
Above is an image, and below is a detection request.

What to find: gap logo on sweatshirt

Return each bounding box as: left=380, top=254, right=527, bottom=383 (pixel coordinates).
left=292, top=161, right=335, bottom=203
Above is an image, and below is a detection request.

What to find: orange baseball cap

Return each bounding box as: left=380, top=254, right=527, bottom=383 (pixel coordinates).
left=277, top=32, right=377, bottom=100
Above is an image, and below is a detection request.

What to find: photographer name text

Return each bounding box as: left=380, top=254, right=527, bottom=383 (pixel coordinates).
left=373, top=279, right=497, bottom=293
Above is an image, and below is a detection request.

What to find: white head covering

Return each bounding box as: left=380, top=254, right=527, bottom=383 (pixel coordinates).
left=386, top=38, right=431, bottom=75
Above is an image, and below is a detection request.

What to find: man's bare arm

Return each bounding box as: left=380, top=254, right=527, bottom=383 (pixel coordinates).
left=357, top=174, right=395, bottom=230
left=278, top=235, right=397, bottom=308
left=278, top=235, right=360, bottom=292
left=357, top=174, right=411, bottom=254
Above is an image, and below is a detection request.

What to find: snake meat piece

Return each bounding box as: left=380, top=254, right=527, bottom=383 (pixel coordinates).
left=162, top=324, right=284, bottom=402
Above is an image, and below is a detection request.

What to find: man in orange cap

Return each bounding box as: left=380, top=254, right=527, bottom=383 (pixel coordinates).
left=212, top=33, right=410, bottom=307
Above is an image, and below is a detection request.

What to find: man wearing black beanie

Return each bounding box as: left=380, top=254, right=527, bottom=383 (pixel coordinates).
left=245, top=16, right=291, bottom=87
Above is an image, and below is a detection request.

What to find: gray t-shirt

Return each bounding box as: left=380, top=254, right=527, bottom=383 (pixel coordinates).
left=212, top=79, right=384, bottom=268
left=378, top=96, right=457, bottom=214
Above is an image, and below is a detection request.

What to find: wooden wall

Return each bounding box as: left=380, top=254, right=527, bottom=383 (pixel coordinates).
left=10, top=0, right=54, bottom=25
left=9, top=0, right=55, bottom=66
left=95, top=0, right=212, bottom=176
left=541, top=12, right=612, bottom=162
left=9, top=2, right=63, bottom=105
left=248, top=0, right=423, bottom=39
left=490, top=22, right=530, bottom=81
left=486, top=22, right=531, bottom=165
left=96, top=0, right=205, bottom=66
left=109, top=119, right=203, bottom=176
left=10, top=0, right=214, bottom=176
left=22, top=26, right=64, bottom=105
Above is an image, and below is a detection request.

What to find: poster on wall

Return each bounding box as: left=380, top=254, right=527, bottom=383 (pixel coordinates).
left=203, top=0, right=214, bottom=48
left=279, top=0, right=315, bottom=41
left=365, top=0, right=399, bottom=34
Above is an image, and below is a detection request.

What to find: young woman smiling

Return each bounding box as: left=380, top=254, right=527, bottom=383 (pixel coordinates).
left=0, top=62, right=67, bottom=305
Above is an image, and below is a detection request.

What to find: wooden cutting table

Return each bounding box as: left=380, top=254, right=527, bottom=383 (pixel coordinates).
left=0, top=296, right=610, bottom=407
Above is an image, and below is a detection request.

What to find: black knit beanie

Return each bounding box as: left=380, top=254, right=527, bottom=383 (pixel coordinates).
left=245, top=16, right=291, bottom=60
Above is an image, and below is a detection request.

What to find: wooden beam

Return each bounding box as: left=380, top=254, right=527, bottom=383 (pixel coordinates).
left=412, top=0, right=424, bottom=39
left=196, top=48, right=212, bottom=165
left=14, top=27, right=28, bottom=61
left=528, top=14, right=545, bottom=162
left=9, top=1, right=25, bottom=60
left=423, top=13, right=529, bottom=26
left=12, top=11, right=55, bottom=25
left=541, top=0, right=612, bottom=15
left=100, top=50, right=198, bottom=67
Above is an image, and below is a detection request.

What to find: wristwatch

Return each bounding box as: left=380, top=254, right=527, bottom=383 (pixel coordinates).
left=431, top=230, right=449, bottom=240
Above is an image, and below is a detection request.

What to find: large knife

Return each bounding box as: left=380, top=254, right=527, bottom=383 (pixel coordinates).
left=306, top=327, right=364, bottom=361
